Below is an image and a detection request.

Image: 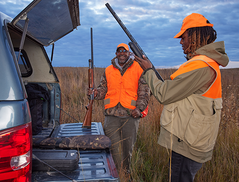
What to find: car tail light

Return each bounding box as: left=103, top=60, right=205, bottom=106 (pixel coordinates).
left=0, top=123, right=32, bottom=181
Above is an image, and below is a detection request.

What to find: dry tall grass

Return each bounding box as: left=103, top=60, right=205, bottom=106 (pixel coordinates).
left=54, top=67, right=239, bottom=182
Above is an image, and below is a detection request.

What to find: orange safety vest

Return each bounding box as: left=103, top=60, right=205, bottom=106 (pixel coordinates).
left=170, top=55, right=221, bottom=99
left=104, top=61, right=143, bottom=110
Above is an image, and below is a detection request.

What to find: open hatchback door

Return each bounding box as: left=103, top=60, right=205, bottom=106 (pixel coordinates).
left=11, top=0, right=80, bottom=46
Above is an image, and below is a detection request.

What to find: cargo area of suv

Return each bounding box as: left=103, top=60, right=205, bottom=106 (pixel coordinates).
left=0, top=0, right=118, bottom=181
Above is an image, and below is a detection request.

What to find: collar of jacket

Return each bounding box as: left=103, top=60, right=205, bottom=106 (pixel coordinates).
left=186, top=41, right=229, bottom=67
left=111, top=56, right=135, bottom=75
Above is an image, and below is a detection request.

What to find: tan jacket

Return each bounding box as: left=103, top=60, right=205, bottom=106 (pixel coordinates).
left=143, top=41, right=229, bottom=163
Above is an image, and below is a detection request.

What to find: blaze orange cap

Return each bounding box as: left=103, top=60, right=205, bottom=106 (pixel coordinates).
left=174, top=13, right=213, bottom=38
left=116, top=43, right=129, bottom=51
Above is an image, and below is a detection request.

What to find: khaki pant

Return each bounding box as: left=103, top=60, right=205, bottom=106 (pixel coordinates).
left=104, top=116, right=140, bottom=171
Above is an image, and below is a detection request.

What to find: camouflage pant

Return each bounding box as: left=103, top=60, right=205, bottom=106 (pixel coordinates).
left=103, top=115, right=140, bottom=171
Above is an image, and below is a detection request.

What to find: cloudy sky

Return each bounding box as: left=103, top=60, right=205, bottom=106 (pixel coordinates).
left=0, top=0, right=238, bottom=68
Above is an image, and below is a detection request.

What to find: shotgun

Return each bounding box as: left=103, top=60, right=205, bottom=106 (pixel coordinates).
left=82, top=28, right=94, bottom=128
left=105, top=3, right=164, bottom=82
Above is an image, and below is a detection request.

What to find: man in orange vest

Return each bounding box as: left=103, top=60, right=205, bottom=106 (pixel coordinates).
left=88, top=43, right=150, bottom=172
left=135, top=13, right=229, bottom=182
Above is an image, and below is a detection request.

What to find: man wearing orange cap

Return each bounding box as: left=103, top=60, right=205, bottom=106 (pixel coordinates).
left=135, top=13, right=229, bottom=181
left=88, top=43, right=150, bottom=172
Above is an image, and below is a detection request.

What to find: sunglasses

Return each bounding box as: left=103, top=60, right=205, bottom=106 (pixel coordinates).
left=117, top=50, right=128, bottom=53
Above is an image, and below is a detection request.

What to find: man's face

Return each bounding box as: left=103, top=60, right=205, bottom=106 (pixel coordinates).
left=180, top=30, right=190, bottom=54
left=116, top=47, right=130, bottom=66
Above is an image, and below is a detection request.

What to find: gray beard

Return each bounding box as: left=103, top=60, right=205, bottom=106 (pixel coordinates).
left=115, top=53, right=135, bottom=69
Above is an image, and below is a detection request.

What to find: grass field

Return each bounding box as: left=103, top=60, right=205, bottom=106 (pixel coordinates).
left=54, top=67, right=239, bottom=182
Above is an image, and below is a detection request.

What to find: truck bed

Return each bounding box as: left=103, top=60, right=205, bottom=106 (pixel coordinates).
left=32, top=122, right=119, bottom=182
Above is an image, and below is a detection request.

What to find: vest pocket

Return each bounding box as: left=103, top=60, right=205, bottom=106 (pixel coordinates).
left=160, top=103, right=178, bottom=127
left=104, top=90, right=117, bottom=108
left=184, top=110, right=220, bottom=152
left=125, top=90, right=137, bottom=98
left=106, top=89, right=117, bottom=97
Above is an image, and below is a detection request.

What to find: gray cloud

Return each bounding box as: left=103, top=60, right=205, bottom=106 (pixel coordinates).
left=0, top=0, right=238, bottom=68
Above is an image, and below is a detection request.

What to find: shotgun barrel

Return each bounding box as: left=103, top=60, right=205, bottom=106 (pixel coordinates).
left=83, top=28, right=94, bottom=128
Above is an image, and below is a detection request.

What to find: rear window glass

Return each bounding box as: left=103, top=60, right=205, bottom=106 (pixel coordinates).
left=12, top=0, right=78, bottom=46
left=14, top=48, right=32, bottom=77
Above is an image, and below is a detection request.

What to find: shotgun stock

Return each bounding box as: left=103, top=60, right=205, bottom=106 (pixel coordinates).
left=105, top=3, right=164, bottom=82
left=83, top=28, right=94, bottom=128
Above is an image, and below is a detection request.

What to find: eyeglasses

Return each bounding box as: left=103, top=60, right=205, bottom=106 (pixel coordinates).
left=117, top=50, right=128, bottom=53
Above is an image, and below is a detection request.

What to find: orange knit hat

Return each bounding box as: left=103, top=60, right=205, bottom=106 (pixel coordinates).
left=174, top=13, right=213, bottom=38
